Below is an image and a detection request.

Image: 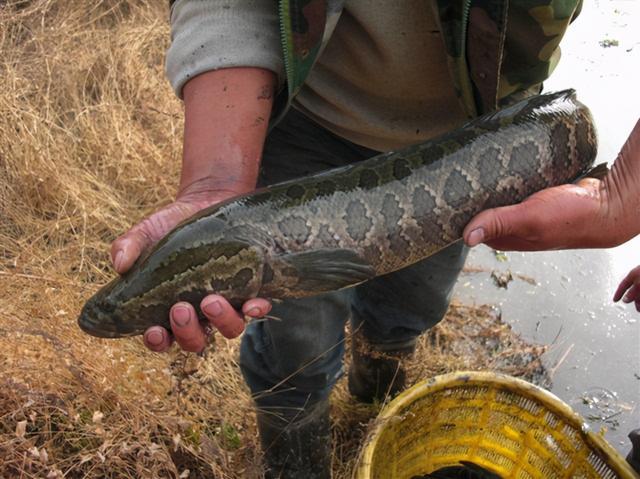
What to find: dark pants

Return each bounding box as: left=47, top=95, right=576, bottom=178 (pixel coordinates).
left=239, top=109, right=468, bottom=415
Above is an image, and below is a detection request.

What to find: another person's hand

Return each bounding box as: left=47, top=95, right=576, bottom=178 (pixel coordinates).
left=463, top=178, right=604, bottom=251
left=111, top=184, right=272, bottom=353
left=614, top=266, right=640, bottom=312
left=463, top=119, right=640, bottom=251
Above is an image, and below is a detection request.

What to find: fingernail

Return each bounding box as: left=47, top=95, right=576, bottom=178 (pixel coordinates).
left=623, top=294, right=632, bottom=304
left=146, top=330, right=164, bottom=346
left=203, top=300, right=222, bottom=317
left=468, top=228, right=485, bottom=246
left=247, top=307, right=262, bottom=317
left=172, top=306, right=191, bottom=327
left=114, top=250, right=124, bottom=271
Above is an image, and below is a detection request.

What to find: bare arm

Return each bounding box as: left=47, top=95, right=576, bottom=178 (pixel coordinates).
left=178, top=67, right=274, bottom=204
left=111, top=67, right=275, bottom=352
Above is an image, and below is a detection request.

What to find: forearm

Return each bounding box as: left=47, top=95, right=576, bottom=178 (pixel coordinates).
left=178, top=67, right=276, bottom=198
left=110, top=67, right=275, bottom=274
left=597, top=119, right=640, bottom=246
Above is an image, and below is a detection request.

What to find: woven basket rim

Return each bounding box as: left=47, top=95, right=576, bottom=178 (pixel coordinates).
left=355, top=371, right=638, bottom=479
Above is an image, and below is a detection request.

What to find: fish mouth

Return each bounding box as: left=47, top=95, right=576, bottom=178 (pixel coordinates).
left=77, top=296, right=137, bottom=339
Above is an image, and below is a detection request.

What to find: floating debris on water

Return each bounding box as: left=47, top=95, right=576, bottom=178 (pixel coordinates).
left=493, top=250, right=508, bottom=262
left=491, top=270, right=513, bottom=289
left=577, top=387, right=634, bottom=430
left=599, top=38, right=619, bottom=48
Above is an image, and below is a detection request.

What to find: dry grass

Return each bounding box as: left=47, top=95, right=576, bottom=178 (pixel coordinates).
left=0, top=1, right=549, bottom=477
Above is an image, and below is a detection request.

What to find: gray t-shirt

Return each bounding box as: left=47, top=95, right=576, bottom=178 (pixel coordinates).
left=166, top=0, right=466, bottom=152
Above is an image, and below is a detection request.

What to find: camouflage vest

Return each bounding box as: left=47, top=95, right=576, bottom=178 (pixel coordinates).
left=276, top=0, right=583, bottom=122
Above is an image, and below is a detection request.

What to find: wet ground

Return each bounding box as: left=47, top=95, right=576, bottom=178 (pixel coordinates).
left=453, top=0, right=640, bottom=456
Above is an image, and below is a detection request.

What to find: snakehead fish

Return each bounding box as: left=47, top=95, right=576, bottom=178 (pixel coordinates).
left=79, top=89, right=598, bottom=338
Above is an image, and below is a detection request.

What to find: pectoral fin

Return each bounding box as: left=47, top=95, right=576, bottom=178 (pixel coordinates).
left=282, top=248, right=376, bottom=293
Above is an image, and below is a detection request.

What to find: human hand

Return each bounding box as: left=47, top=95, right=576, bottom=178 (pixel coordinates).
left=464, top=119, right=640, bottom=252
left=614, top=266, right=640, bottom=312
left=463, top=177, right=605, bottom=251
left=111, top=67, right=275, bottom=353
left=111, top=184, right=271, bottom=353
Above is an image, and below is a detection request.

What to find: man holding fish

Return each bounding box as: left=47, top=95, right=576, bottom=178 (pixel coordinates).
left=102, top=1, right=640, bottom=477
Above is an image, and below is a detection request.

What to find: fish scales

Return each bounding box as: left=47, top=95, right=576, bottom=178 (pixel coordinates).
left=79, top=90, right=597, bottom=338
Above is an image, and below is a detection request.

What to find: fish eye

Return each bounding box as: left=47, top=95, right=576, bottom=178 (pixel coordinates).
left=99, top=299, right=116, bottom=313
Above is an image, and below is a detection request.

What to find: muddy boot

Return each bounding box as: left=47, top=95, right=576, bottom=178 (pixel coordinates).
left=257, top=399, right=332, bottom=479
left=627, top=428, right=640, bottom=473
left=348, top=328, right=416, bottom=403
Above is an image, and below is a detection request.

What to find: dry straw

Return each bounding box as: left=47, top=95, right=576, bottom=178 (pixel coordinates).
left=0, top=1, right=549, bottom=477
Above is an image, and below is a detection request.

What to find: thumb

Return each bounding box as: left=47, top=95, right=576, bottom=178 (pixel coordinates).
left=110, top=227, right=151, bottom=274
left=463, top=203, right=527, bottom=247
left=109, top=200, right=207, bottom=274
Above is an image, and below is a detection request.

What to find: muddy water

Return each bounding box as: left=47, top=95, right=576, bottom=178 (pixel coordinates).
left=454, top=0, right=639, bottom=456
left=455, top=245, right=639, bottom=454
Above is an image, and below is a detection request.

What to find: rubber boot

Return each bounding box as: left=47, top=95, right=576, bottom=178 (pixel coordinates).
left=348, top=327, right=416, bottom=403
left=257, top=399, right=332, bottom=479
left=627, top=428, right=640, bottom=474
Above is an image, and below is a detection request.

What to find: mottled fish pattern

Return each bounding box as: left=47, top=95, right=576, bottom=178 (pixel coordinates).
left=79, top=90, right=597, bottom=338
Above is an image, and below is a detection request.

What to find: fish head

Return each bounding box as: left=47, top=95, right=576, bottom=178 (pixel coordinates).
left=78, top=278, right=148, bottom=338
left=78, top=213, right=269, bottom=338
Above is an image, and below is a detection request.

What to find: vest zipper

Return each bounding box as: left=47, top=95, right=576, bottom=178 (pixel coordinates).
left=278, top=0, right=294, bottom=94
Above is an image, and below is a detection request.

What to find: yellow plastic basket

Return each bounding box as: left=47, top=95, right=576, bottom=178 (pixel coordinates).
left=356, top=371, right=638, bottom=479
